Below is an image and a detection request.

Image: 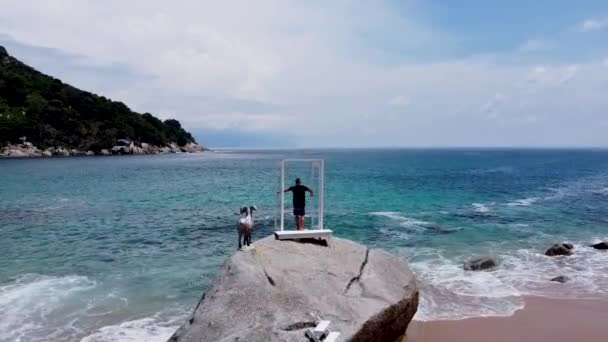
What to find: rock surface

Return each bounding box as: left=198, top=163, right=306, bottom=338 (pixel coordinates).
left=591, top=241, right=608, bottom=250
left=545, top=243, right=574, bottom=256
left=463, top=256, right=497, bottom=271
left=169, top=236, right=418, bottom=342
left=550, top=276, right=570, bottom=284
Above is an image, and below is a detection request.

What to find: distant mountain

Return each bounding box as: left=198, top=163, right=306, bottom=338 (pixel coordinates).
left=0, top=46, right=195, bottom=150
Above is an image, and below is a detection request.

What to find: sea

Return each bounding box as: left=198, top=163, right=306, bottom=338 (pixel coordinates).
left=1, top=149, right=608, bottom=342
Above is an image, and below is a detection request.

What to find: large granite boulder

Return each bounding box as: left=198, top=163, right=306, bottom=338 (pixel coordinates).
left=111, top=146, right=129, bottom=155
left=463, top=256, right=497, bottom=271
left=54, top=147, right=70, bottom=156
left=131, top=145, right=145, bottom=155
left=8, top=149, right=28, bottom=157
left=169, top=236, right=418, bottom=342
left=545, top=243, right=574, bottom=256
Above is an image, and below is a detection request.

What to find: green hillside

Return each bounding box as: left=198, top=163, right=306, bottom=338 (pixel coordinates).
left=0, top=46, right=195, bottom=150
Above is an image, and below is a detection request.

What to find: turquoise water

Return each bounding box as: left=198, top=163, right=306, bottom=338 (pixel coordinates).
left=1, top=149, right=608, bottom=341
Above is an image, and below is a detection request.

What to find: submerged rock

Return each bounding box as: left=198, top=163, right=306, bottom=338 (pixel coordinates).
left=463, top=256, right=497, bottom=271
left=550, top=275, right=570, bottom=284
left=545, top=243, right=574, bottom=256
left=590, top=241, right=608, bottom=250
left=169, top=236, right=418, bottom=342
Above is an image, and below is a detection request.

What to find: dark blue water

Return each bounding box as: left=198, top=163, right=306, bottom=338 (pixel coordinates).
left=1, top=149, right=608, bottom=341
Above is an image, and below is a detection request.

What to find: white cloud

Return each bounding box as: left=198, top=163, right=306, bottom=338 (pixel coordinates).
left=580, top=17, right=608, bottom=32
left=481, top=93, right=508, bottom=118
left=518, top=39, right=552, bottom=52
left=603, top=58, right=608, bottom=67
left=522, top=64, right=580, bottom=91
left=388, top=95, right=411, bottom=107
left=0, top=1, right=607, bottom=147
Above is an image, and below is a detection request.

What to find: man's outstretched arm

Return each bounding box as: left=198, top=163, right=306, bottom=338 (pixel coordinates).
left=307, top=187, right=314, bottom=197
left=277, top=187, right=293, bottom=194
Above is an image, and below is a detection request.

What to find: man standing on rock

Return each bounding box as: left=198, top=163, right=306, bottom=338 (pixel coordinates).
left=281, top=178, right=313, bottom=230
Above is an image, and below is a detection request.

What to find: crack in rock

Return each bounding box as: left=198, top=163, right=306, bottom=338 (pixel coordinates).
left=264, top=269, right=276, bottom=286
left=344, top=248, right=369, bottom=294
left=282, top=321, right=317, bottom=331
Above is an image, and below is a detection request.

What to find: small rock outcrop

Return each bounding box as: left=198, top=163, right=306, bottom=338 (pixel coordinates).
left=550, top=276, right=570, bottom=284
left=463, top=256, right=497, bottom=271
left=181, top=142, right=204, bottom=153
left=591, top=241, right=608, bottom=250
left=169, top=236, right=418, bottom=342
left=545, top=243, right=574, bottom=256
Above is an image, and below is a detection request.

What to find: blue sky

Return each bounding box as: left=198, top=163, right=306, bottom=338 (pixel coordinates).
left=0, top=0, right=607, bottom=147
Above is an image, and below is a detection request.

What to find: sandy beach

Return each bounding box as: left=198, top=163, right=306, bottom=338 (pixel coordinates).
left=406, top=296, right=608, bottom=342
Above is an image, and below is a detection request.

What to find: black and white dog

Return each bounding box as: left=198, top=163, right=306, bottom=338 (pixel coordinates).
left=237, top=205, right=257, bottom=249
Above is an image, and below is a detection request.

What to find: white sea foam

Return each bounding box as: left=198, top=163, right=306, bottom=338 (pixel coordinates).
left=81, top=316, right=181, bottom=342
left=404, top=241, right=608, bottom=321
left=506, top=197, right=539, bottom=207
left=471, top=203, right=491, bottom=213
left=369, top=212, right=430, bottom=228
left=544, top=174, right=608, bottom=201
left=591, top=187, right=608, bottom=195
left=469, top=166, right=515, bottom=175
left=0, top=274, right=96, bottom=342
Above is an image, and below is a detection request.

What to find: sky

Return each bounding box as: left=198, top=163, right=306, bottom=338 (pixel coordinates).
left=0, top=0, right=607, bottom=148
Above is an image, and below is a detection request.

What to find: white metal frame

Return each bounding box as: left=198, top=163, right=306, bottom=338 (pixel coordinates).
left=279, top=159, right=324, bottom=231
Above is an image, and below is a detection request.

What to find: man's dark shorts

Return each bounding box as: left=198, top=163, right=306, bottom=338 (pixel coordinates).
left=293, top=208, right=305, bottom=216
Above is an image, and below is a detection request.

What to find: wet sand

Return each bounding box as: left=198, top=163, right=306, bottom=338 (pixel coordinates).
left=406, top=296, right=608, bottom=342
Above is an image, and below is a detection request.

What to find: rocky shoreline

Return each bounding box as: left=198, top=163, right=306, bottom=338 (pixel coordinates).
left=0, top=138, right=207, bottom=158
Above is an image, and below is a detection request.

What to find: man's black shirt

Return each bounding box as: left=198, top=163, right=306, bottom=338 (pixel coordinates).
left=287, top=184, right=311, bottom=209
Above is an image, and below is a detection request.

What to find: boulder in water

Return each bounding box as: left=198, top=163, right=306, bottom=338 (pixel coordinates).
left=70, top=149, right=87, bottom=156
left=169, top=236, right=418, bottom=342
left=545, top=243, right=574, bottom=256
left=181, top=142, right=204, bottom=153
left=131, top=146, right=144, bottom=155
left=463, top=256, right=497, bottom=271
left=42, top=150, right=53, bottom=157
left=100, top=149, right=111, bottom=155
left=550, top=275, right=570, bottom=284
left=590, top=241, right=608, bottom=250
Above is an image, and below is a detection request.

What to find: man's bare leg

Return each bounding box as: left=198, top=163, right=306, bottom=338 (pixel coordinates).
left=299, top=216, right=305, bottom=230
left=295, top=215, right=301, bottom=230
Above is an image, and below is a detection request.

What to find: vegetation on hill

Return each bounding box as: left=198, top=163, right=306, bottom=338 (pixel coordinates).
left=0, top=46, right=195, bottom=150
